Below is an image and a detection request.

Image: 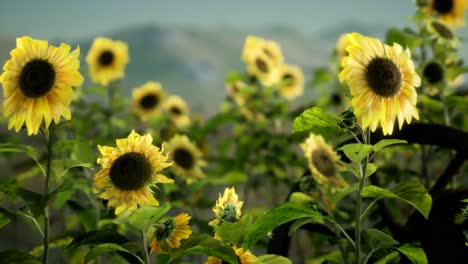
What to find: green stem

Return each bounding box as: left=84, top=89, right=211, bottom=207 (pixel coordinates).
left=42, top=123, right=55, bottom=264
left=140, top=229, right=150, bottom=264
left=326, top=218, right=356, bottom=249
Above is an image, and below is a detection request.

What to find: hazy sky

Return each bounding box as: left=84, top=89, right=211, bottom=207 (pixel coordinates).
left=0, top=0, right=416, bottom=39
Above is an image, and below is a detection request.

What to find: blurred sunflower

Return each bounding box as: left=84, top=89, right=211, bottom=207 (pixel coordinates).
left=225, top=80, right=248, bottom=105
left=132, top=81, right=166, bottom=121
left=164, top=95, right=191, bottom=129
left=339, top=33, right=421, bottom=135
left=93, top=130, right=173, bottom=215
left=205, top=246, right=256, bottom=264
left=245, top=49, right=280, bottom=86
left=300, top=133, right=347, bottom=188
left=85, top=37, right=129, bottom=86
left=0, top=36, right=83, bottom=135
left=242, top=35, right=283, bottom=67
left=278, top=64, right=304, bottom=100
left=211, top=187, right=243, bottom=224
left=428, top=20, right=457, bottom=46
left=149, top=213, right=192, bottom=254
left=336, top=33, right=352, bottom=62
left=423, top=0, right=468, bottom=28
left=166, top=134, right=206, bottom=183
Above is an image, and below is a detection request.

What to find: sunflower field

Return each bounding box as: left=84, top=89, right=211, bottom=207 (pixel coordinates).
left=0, top=1, right=467, bottom=264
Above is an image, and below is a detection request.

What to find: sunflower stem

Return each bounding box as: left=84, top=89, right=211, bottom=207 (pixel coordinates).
left=42, top=123, right=55, bottom=264
left=140, top=229, right=151, bottom=264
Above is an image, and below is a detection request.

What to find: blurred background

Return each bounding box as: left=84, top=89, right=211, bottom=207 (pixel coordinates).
left=0, top=0, right=467, bottom=115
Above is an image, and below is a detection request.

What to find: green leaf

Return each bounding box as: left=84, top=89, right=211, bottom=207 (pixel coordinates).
left=331, top=183, right=359, bottom=205
left=373, top=139, right=407, bottom=153
left=0, top=143, right=39, bottom=161
left=243, top=202, right=322, bottom=249
left=0, top=250, right=40, bottom=264
left=385, top=28, right=422, bottom=49
left=397, top=244, right=428, bottom=264
left=128, top=203, right=171, bottom=231
left=255, top=254, right=293, bottom=264
left=17, top=188, right=44, bottom=217
left=211, top=215, right=253, bottom=245
left=339, top=143, right=374, bottom=163
left=375, top=251, right=400, bottom=264
left=0, top=179, right=20, bottom=199
left=289, top=216, right=324, bottom=234
left=51, top=159, right=93, bottom=178
left=361, top=178, right=432, bottom=218
left=0, top=207, right=16, bottom=229
left=365, top=163, right=378, bottom=177
left=52, top=139, right=81, bottom=153
left=66, top=229, right=129, bottom=250
left=289, top=192, right=313, bottom=204
left=84, top=243, right=144, bottom=264
left=310, top=68, right=334, bottom=86
left=337, top=160, right=359, bottom=178
left=169, top=234, right=237, bottom=264
left=292, top=107, right=341, bottom=135
left=363, top=229, right=398, bottom=250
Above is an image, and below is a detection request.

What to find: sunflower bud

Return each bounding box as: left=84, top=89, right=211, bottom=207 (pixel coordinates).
left=338, top=109, right=357, bottom=130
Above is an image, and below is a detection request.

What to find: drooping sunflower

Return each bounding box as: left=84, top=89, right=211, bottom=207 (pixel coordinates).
left=164, top=95, right=191, bottom=129
left=149, top=213, right=192, bottom=254
left=166, top=134, right=206, bottom=183
left=93, top=130, right=173, bottom=215
left=423, top=0, right=468, bottom=28
left=242, top=35, right=283, bottom=67
left=85, top=37, right=129, bottom=86
left=427, top=20, right=458, bottom=46
left=278, top=64, right=304, bottom=100
left=300, top=133, right=347, bottom=188
left=339, top=33, right=421, bottom=135
left=225, top=80, right=248, bottom=105
left=132, top=81, right=166, bottom=121
left=205, top=246, right=256, bottom=264
left=211, top=187, right=244, bottom=224
left=0, top=36, right=83, bottom=135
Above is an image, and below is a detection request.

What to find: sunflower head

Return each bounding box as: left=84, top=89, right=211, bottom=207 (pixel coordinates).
left=242, top=35, right=283, bottom=67
left=278, top=64, right=304, bottom=100
left=132, top=81, right=166, bottom=120
left=0, top=36, right=83, bottom=135
left=149, top=213, right=192, bottom=254
left=428, top=20, right=457, bottom=45
left=339, top=32, right=421, bottom=135
left=166, top=134, right=206, bottom=183
left=423, top=61, right=445, bottom=85
left=423, top=0, right=468, bottom=28
left=205, top=246, right=256, bottom=264
left=336, top=33, right=352, bottom=62
left=164, top=95, right=191, bottom=129
left=85, top=37, right=129, bottom=86
left=225, top=80, right=248, bottom=105
left=212, top=187, right=244, bottom=223
left=242, top=36, right=282, bottom=86
left=93, top=130, right=173, bottom=215
left=300, top=133, right=347, bottom=188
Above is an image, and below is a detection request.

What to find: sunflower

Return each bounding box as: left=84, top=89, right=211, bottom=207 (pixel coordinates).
left=339, top=33, right=421, bottom=135
left=300, top=133, right=347, bottom=188
left=423, top=0, right=468, bottom=28
left=278, top=64, right=304, bottom=100
left=211, top=187, right=244, bottom=224
left=205, top=246, right=256, bottom=264
left=336, top=33, right=352, bottom=62
left=166, top=134, right=206, bottom=183
left=85, top=37, right=129, bottom=86
left=132, top=81, right=166, bottom=121
left=427, top=20, right=458, bottom=46
left=149, top=213, right=192, bottom=254
left=0, top=36, right=83, bottom=135
left=164, top=95, right=191, bottom=129
left=242, top=35, right=283, bottom=67
left=225, top=80, right=248, bottom=105
left=93, top=130, right=173, bottom=215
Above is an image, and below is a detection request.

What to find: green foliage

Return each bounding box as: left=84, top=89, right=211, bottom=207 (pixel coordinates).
left=255, top=254, right=293, bottom=264
left=397, top=244, right=428, bottom=264
left=243, top=202, right=323, bottom=249
left=385, top=28, right=422, bottom=49
left=361, top=178, right=432, bottom=218
left=84, top=243, right=144, bottom=264
left=292, top=107, right=341, bottom=136
left=0, top=250, right=40, bottom=264
left=211, top=215, right=253, bottom=244
left=67, top=229, right=129, bottom=250
left=128, top=203, right=171, bottom=231
left=339, top=143, right=374, bottom=164
left=363, top=229, right=398, bottom=250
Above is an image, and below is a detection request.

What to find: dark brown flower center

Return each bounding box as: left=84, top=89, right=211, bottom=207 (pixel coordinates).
left=433, top=0, right=454, bottom=14
left=423, top=62, right=444, bottom=84
left=263, top=48, right=273, bottom=58
left=365, top=57, right=402, bottom=97
left=19, top=59, right=56, bottom=98
left=140, top=94, right=159, bottom=110
left=282, top=73, right=295, bottom=86
left=311, top=148, right=336, bottom=177
left=173, top=147, right=195, bottom=170
left=255, top=58, right=269, bottom=73
left=431, top=21, right=454, bottom=39
left=170, top=106, right=183, bottom=116
left=109, top=152, right=152, bottom=191
left=98, top=50, right=114, bottom=66
left=155, top=218, right=176, bottom=241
